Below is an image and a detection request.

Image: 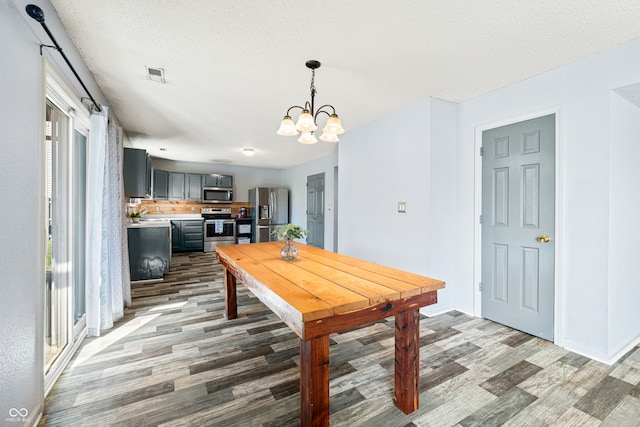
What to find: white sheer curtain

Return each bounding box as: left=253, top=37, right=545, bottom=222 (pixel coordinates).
left=86, top=106, right=131, bottom=336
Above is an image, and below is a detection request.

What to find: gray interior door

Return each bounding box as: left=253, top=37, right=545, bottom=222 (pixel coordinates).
left=306, top=173, right=325, bottom=249
left=481, top=114, right=555, bottom=340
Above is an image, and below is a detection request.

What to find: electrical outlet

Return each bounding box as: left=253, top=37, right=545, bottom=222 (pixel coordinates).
left=398, top=202, right=407, bottom=213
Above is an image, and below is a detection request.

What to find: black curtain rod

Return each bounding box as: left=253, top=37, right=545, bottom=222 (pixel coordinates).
left=25, top=4, right=102, bottom=112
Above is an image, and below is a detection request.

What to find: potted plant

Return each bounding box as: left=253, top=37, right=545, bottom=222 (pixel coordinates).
left=272, top=224, right=307, bottom=260
left=130, top=211, right=142, bottom=223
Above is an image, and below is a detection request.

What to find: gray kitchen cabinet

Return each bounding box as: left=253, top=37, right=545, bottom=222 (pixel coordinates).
left=153, top=169, right=169, bottom=199
left=124, top=148, right=151, bottom=198
left=186, top=173, right=203, bottom=201
left=171, top=220, right=204, bottom=252
left=203, top=173, right=233, bottom=189
left=168, top=172, right=185, bottom=200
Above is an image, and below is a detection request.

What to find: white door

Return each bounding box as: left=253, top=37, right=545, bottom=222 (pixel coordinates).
left=481, top=114, right=555, bottom=340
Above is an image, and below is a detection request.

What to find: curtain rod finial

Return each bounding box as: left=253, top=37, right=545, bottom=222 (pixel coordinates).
left=26, top=4, right=45, bottom=23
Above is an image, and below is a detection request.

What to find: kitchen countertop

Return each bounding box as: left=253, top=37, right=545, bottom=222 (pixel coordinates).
left=127, top=215, right=207, bottom=228
left=127, top=218, right=172, bottom=228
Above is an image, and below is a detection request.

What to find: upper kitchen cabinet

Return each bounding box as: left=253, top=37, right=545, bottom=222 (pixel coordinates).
left=123, top=148, right=151, bottom=198
left=168, top=172, right=185, bottom=200
left=153, top=169, right=169, bottom=199
left=154, top=171, right=200, bottom=200
left=186, top=173, right=203, bottom=201
left=203, top=174, right=233, bottom=189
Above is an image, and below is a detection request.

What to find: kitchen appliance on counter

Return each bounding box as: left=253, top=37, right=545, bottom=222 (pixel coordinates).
left=201, top=207, right=235, bottom=252
left=248, top=187, right=289, bottom=243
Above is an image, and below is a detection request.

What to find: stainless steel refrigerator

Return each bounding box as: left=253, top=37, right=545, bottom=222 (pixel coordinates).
left=248, top=187, right=289, bottom=242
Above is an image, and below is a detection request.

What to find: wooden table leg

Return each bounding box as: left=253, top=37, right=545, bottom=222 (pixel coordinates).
left=300, top=335, right=330, bottom=427
left=224, top=267, right=237, bottom=320
left=394, top=309, right=420, bottom=414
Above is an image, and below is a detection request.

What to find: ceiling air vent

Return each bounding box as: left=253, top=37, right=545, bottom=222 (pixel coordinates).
left=146, top=66, right=165, bottom=83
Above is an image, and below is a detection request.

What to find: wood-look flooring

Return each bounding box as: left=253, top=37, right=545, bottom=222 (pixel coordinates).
left=41, top=252, right=640, bottom=426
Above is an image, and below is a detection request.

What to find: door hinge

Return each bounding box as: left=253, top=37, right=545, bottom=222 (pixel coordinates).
left=479, top=282, right=483, bottom=292
left=479, top=214, right=483, bottom=224
left=480, top=146, right=484, bottom=156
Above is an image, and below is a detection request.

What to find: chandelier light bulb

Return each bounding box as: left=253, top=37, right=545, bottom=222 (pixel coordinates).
left=295, top=111, right=317, bottom=132
left=298, top=131, right=318, bottom=144
left=276, top=116, right=298, bottom=136
left=322, top=114, right=345, bottom=135
left=319, top=132, right=339, bottom=142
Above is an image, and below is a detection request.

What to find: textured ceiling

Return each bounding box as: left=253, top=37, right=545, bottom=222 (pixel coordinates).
left=50, top=0, right=640, bottom=169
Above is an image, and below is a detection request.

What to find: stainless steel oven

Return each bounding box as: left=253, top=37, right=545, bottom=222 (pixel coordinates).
left=201, top=207, right=235, bottom=252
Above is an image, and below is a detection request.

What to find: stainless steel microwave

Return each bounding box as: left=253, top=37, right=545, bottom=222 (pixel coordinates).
left=202, top=187, right=233, bottom=203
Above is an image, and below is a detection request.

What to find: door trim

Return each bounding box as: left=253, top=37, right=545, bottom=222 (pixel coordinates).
left=473, top=106, right=564, bottom=346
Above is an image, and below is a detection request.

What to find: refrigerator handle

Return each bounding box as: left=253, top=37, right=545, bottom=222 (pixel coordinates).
left=271, top=190, right=276, bottom=221
left=270, top=190, right=275, bottom=220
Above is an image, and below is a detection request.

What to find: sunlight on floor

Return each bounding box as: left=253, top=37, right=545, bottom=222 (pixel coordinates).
left=70, top=301, right=188, bottom=368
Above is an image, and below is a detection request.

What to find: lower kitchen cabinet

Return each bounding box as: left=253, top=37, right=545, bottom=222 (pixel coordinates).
left=172, top=219, right=204, bottom=252
left=127, top=225, right=171, bottom=281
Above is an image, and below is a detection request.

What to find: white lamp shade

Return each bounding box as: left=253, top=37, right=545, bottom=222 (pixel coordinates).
left=298, top=131, right=318, bottom=144
left=295, top=112, right=317, bottom=132
left=322, top=114, right=345, bottom=135
left=277, top=116, right=298, bottom=136
left=319, top=132, right=339, bottom=142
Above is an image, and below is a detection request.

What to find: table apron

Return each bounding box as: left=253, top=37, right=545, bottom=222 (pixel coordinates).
left=301, top=291, right=437, bottom=341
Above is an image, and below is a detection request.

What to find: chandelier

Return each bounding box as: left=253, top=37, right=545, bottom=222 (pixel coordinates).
left=277, top=60, right=345, bottom=144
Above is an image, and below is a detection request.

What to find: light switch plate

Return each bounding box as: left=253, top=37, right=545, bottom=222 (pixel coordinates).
left=398, top=202, right=407, bottom=213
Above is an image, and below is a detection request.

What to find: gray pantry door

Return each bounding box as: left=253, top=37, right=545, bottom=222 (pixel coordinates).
left=481, top=114, right=555, bottom=340
left=306, top=173, right=325, bottom=249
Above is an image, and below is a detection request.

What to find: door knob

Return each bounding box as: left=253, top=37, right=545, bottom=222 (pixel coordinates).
left=537, top=235, right=551, bottom=243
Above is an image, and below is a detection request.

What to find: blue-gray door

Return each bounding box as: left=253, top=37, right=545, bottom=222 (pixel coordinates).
left=481, top=114, right=555, bottom=340
left=306, top=173, right=325, bottom=248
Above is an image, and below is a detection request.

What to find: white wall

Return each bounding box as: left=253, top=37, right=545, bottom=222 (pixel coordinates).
left=608, top=93, right=640, bottom=357
left=281, top=152, right=338, bottom=250
left=0, top=2, right=44, bottom=421
left=338, top=98, right=456, bottom=314
left=1, top=0, right=108, bottom=422
left=338, top=38, right=640, bottom=363
left=457, top=39, right=640, bottom=363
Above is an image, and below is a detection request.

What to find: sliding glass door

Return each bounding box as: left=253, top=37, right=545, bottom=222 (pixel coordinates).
left=44, top=71, right=89, bottom=392
left=44, top=100, right=70, bottom=372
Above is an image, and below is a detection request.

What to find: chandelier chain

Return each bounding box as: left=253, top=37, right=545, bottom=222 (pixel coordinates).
left=310, top=69, right=317, bottom=98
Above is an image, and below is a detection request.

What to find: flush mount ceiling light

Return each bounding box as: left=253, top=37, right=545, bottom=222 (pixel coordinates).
left=277, top=60, right=345, bottom=144
left=242, top=148, right=255, bottom=156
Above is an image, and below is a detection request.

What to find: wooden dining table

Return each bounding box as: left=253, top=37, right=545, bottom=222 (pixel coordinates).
left=216, top=242, right=445, bottom=426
